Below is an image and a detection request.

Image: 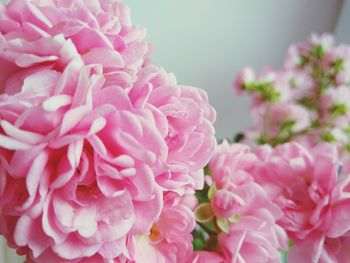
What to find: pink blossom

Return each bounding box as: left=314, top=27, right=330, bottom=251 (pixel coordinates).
left=234, top=67, right=256, bottom=95
left=253, top=143, right=350, bottom=262
left=333, top=45, right=350, bottom=85
left=284, top=33, right=334, bottom=70
left=131, top=65, right=217, bottom=194
left=0, top=0, right=149, bottom=89
left=0, top=59, right=168, bottom=261
left=132, top=202, right=196, bottom=263
left=0, top=0, right=217, bottom=261
left=0, top=61, right=216, bottom=261
left=320, top=85, right=350, bottom=122
left=251, top=102, right=311, bottom=140
left=216, top=183, right=288, bottom=263
left=191, top=251, right=225, bottom=263
left=288, top=231, right=350, bottom=263
left=309, top=33, right=335, bottom=51
left=209, top=140, right=256, bottom=188
left=211, top=189, right=243, bottom=219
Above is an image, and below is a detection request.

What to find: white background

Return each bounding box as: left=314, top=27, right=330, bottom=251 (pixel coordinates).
left=0, top=0, right=349, bottom=262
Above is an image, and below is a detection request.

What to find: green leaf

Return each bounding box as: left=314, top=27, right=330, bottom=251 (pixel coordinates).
left=193, top=236, right=207, bottom=251
left=216, top=218, right=229, bottom=234
left=279, top=240, right=294, bottom=263
left=207, top=184, right=217, bottom=201
left=311, top=44, right=325, bottom=59
left=332, top=58, right=344, bottom=72
left=257, top=135, right=269, bottom=145
left=320, top=132, right=336, bottom=143
left=196, top=183, right=210, bottom=204
left=242, top=82, right=257, bottom=91
left=194, top=203, right=214, bottom=223
left=257, top=82, right=280, bottom=102
left=228, top=214, right=240, bottom=223
left=299, top=55, right=309, bottom=68
left=234, top=132, right=245, bottom=143
left=298, top=97, right=317, bottom=110
left=280, top=120, right=296, bottom=133
left=280, top=249, right=288, bottom=263
left=288, top=240, right=294, bottom=249
left=204, top=165, right=211, bottom=176
left=330, top=103, right=348, bottom=117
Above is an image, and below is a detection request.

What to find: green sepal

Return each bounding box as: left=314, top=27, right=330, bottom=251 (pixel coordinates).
left=194, top=203, right=214, bottom=223
left=216, top=218, right=229, bottom=234
left=207, top=184, right=217, bottom=201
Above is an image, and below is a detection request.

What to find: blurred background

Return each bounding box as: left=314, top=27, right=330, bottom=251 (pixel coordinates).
left=0, top=0, right=349, bottom=262
left=125, top=0, right=346, bottom=140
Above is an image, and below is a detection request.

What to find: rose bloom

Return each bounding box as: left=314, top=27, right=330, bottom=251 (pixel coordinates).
left=0, top=0, right=217, bottom=261
left=0, top=57, right=168, bottom=262
left=209, top=140, right=256, bottom=189
left=252, top=142, right=350, bottom=262
left=213, top=183, right=288, bottom=263
left=0, top=62, right=216, bottom=261
left=131, top=65, right=217, bottom=194
left=192, top=251, right=225, bottom=263
left=0, top=0, right=149, bottom=90
left=132, top=194, right=196, bottom=263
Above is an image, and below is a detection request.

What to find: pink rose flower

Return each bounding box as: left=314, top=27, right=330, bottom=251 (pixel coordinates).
left=192, top=251, right=225, bottom=263
left=0, top=1, right=217, bottom=261
left=253, top=142, right=350, bottom=262
left=0, top=0, right=149, bottom=89
left=133, top=202, right=196, bottom=263
left=209, top=140, right=256, bottom=188
left=130, top=65, right=217, bottom=194
left=216, top=183, right=288, bottom=263
left=203, top=142, right=288, bottom=262
left=0, top=58, right=168, bottom=261
left=211, top=189, right=243, bottom=219
left=0, top=61, right=216, bottom=261
left=288, top=231, right=350, bottom=263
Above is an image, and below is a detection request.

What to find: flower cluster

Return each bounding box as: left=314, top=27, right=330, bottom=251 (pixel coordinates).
left=0, top=0, right=216, bottom=262
left=193, top=141, right=350, bottom=262
left=235, top=33, right=350, bottom=156
left=2, top=1, right=350, bottom=262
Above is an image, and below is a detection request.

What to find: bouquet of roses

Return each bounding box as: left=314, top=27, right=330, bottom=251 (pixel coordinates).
left=0, top=0, right=350, bottom=262
left=191, top=33, right=350, bottom=263
left=0, top=0, right=216, bottom=262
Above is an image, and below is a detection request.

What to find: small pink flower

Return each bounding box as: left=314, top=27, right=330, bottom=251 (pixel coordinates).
left=309, top=33, right=335, bottom=51
left=251, top=102, right=311, bottom=139
left=320, top=85, right=350, bottom=121
left=209, top=140, right=256, bottom=188
left=211, top=189, right=243, bottom=218
left=234, top=67, right=256, bottom=95
left=133, top=202, right=196, bottom=263
left=217, top=183, right=288, bottom=263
